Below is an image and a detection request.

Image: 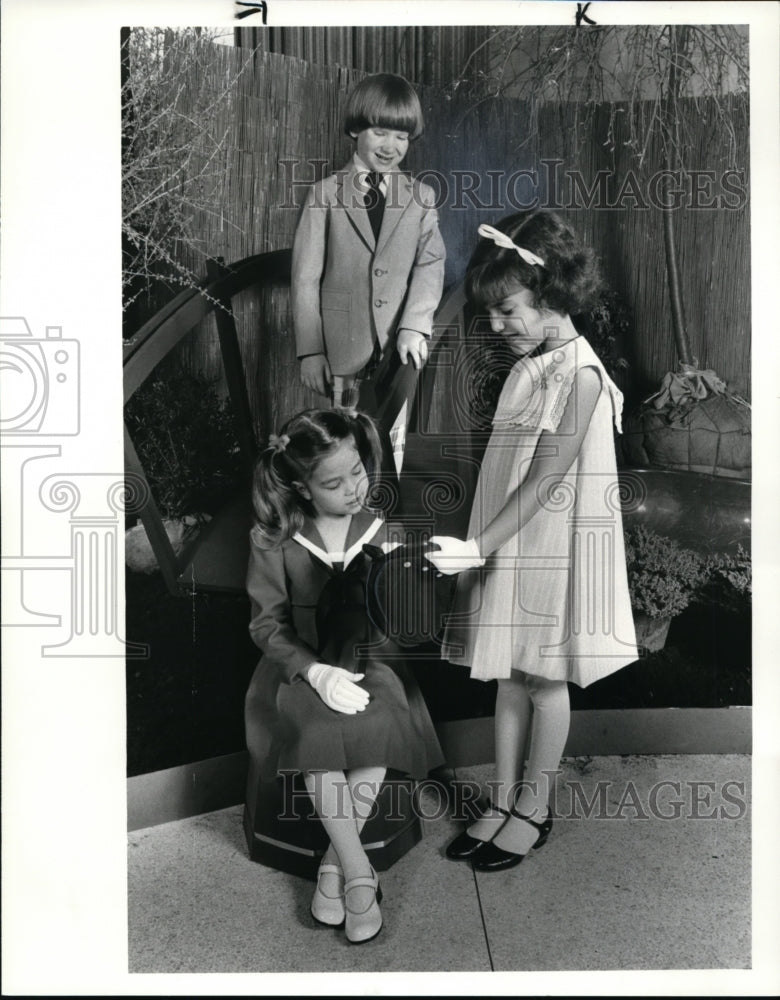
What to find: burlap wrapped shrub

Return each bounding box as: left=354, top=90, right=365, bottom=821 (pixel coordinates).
left=621, top=364, right=750, bottom=480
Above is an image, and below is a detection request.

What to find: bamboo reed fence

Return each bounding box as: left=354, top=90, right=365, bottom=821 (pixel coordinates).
left=134, top=44, right=750, bottom=443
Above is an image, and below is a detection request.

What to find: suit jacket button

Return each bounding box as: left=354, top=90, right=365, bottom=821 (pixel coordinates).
left=375, top=299, right=384, bottom=307
left=374, top=268, right=386, bottom=277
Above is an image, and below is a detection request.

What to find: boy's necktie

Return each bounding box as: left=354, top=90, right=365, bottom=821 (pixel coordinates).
left=364, top=171, right=385, bottom=242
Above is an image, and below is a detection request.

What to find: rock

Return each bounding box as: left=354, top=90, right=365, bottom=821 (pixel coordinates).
left=125, top=515, right=208, bottom=574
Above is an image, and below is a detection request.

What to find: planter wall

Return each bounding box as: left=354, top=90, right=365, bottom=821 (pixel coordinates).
left=618, top=467, right=750, bottom=556
left=633, top=613, right=673, bottom=653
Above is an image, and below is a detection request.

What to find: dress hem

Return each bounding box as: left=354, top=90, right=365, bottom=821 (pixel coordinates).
left=443, top=653, right=640, bottom=688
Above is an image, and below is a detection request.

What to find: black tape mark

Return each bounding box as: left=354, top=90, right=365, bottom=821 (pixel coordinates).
left=236, top=1, right=268, bottom=23
left=575, top=3, right=596, bottom=26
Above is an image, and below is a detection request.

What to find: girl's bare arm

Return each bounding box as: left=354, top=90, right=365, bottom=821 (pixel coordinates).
left=475, top=366, right=602, bottom=557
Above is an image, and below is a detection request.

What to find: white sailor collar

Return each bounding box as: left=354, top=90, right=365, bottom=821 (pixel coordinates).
left=292, top=510, right=384, bottom=569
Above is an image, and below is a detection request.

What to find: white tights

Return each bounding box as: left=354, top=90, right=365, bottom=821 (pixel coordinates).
left=304, top=766, right=386, bottom=909
left=469, top=671, right=570, bottom=851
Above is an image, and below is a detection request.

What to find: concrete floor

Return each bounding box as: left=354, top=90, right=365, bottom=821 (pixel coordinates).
left=128, top=755, right=751, bottom=975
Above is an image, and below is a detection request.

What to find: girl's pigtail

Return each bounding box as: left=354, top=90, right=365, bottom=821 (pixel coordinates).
left=251, top=446, right=304, bottom=548
left=345, top=409, right=383, bottom=482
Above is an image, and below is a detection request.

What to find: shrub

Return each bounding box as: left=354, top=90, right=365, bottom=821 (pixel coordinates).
left=125, top=367, right=243, bottom=521
left=121, top=28, right=252, bottom=313
left=575, top=288, right=631, bottom=380
left=702, top=545, right=752, bottom=615
left=624, top=525, right=709, bottom=620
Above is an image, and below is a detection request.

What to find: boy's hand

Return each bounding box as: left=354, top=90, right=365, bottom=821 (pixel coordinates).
left=397, top=329, right=429, bottom=369
left=300, top=354, right=333, bottom=396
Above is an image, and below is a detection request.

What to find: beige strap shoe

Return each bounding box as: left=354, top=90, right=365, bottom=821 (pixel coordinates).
left=310, top=862, right=345, bottom=927
left=344, top=866, right=383, bottom=944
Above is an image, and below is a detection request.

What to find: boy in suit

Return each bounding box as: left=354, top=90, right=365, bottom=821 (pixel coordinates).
left=291, top=73, right=446, bottom=425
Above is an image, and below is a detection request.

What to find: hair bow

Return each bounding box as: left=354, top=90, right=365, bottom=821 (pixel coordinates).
left=478, top=224, right=545, bottom=267
left=268, top=433, right=290, bottom=453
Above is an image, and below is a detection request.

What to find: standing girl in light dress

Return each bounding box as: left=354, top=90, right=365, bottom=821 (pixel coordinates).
left=427, top=211, right=638, bottom=871
left=245, top=408, right=443, bottom=940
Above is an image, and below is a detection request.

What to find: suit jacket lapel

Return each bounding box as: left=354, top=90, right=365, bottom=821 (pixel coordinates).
left=375, top=171, right=413, bottom=256
left=335, top=161, right=376, bottom=252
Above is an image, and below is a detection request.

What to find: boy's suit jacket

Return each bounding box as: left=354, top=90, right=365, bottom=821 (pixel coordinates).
left=291, top=160, right=446, bottom=376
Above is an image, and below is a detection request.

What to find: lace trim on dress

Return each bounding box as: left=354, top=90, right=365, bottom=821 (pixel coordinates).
left=491, top=339, right=626, bottom=434
left=545, top=367, right=578, bottom=432
left=492, top=401, right=546, bottom=431
left=548, top=365, right=625, bottom=433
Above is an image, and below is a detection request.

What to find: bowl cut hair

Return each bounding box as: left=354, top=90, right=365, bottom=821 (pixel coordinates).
left=344, top=73, right=424, bottom=140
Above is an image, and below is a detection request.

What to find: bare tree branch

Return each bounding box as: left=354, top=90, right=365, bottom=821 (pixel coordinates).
left=122, top=28, right=254, bottom=312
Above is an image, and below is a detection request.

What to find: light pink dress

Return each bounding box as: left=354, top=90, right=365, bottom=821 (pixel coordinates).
left=441, top=335, right=638, bottom=687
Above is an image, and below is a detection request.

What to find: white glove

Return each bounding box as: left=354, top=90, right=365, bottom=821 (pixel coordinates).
left=306, top=663, right=369, bottom=714
left=424, top=536, right=485, bottom=576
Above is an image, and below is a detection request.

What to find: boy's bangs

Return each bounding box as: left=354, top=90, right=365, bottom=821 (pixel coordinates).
left=369, top=105, right=418, bottom=136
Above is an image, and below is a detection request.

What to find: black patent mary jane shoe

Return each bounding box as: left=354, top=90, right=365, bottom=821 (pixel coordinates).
left=471, top=807, right=553, bottom=872
left=445, top=802, right=510, bottom=861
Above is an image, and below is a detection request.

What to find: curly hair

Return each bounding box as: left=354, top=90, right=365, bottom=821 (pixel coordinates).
left=251, top=408, right=382, bottom=549
left=465, top=210, right=604, bottom=316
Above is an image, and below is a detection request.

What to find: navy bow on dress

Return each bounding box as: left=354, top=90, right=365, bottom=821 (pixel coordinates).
left=314, top=555, right=371, bottom=672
